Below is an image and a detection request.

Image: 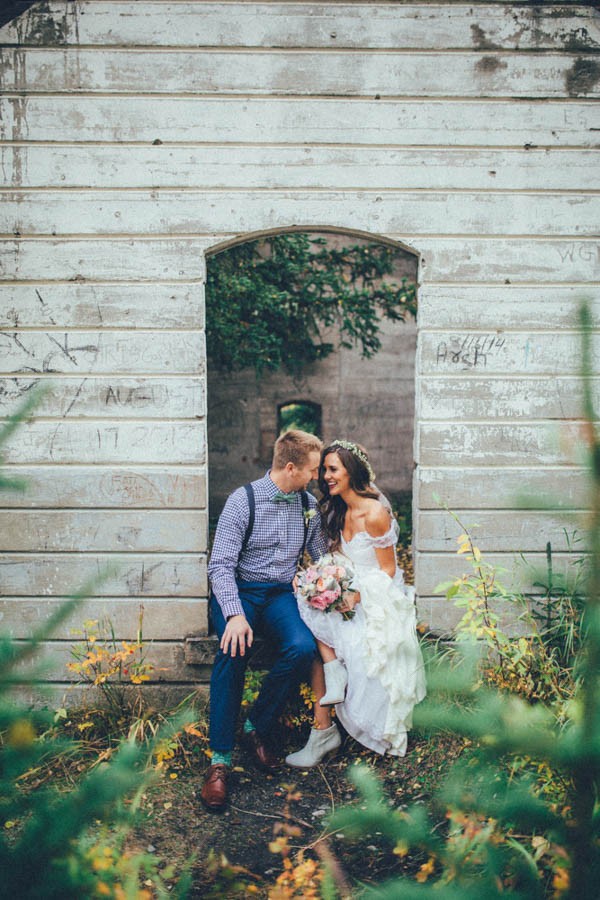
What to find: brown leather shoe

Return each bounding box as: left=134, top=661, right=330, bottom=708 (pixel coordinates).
left=241, top=729, right=279, bottom=771
left=201, top=763, right=229, bottom=811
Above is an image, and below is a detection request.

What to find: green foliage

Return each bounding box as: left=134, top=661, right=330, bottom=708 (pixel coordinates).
left=1, top=696, right=191, bottom=898
left=241, top=668, right=314, bottom=731
left=0, top=397, right=191, bottom=898
left=434, top=515, right=584, bottom=715
left=1, top=608, right=193, bottom=898
left=326, top=302, right=600, bottom=898
left=241, top=667, right=265, bottom=710
left=391, top=492, right=413, bottom=548
left=61, top=826, right=192, bottom=899
left=529, top=537, right=587, bottom=673
left=331, top=753, right=559, bottom=899
left=206, top=233, right=416, bottom=377
left=328, top=655, right=578, bottom=897
left=279, top=401, right=322, bottom=436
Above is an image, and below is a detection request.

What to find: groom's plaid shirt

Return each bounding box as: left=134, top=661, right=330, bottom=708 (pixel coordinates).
left=208, top=472, right=328, bottom=619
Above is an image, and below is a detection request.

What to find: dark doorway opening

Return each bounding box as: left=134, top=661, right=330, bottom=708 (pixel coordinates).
left=206, top=228, right=418, bottom=527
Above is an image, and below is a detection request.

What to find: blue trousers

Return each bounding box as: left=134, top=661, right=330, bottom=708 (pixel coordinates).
left=209, top=581, right=317, bottom=752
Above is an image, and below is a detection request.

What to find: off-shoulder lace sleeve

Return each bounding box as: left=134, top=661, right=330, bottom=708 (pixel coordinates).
left=365, top=517, right=399, bottom=549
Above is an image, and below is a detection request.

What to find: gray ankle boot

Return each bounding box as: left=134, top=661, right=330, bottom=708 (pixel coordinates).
left=285, top=724, right=341, bottom=768
left=319, top=659, right=348, bottom=706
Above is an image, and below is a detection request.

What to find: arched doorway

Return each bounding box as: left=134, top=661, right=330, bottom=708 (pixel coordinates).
left=205, top=227, right=419, bottom=549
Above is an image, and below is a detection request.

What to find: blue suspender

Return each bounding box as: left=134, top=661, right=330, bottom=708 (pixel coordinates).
left=299, top=489, right=309, bottom=561
left=241, top=483, right=256, bottom=552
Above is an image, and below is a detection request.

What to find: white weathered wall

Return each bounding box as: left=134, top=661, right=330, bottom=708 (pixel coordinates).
left=0, top=1, right=599, bottom=691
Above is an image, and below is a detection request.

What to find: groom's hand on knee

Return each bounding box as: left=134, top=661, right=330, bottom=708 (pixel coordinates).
left=221, top=615, right=253, bottom=658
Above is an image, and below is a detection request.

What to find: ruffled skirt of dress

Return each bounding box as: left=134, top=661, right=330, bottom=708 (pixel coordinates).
left=297, top=567, right=426, bottom=756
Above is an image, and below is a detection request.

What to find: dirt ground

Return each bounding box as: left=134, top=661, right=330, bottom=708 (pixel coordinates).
left=128, top=723, right=465, bottom=898
left=125, top=546, right=452, bottom=897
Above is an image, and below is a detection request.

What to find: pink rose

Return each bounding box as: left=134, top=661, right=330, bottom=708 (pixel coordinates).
left=310, top=595, right=329, bottom=610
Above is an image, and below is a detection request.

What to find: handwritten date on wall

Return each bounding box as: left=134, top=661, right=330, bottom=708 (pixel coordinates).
left=435, top=334, right=507, bottom=369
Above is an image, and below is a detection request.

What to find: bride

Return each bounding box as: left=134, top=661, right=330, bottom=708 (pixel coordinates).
left=286, top=440, right=426, bottom=767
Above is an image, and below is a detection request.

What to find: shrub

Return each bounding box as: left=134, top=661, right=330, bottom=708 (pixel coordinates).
left=326, top=304, right=600, bottom=898
left=0, top=396, right=192, bottom=898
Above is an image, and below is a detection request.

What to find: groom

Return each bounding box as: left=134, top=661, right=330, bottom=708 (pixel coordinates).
left=201, top=429, right=328, bottom=811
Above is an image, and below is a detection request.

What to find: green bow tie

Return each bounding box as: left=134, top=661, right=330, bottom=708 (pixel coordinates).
left=273, top=490, right=296, bottom=503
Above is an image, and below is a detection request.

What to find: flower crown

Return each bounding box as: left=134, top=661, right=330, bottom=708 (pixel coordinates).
left=330, top=440, right=376, bottom=482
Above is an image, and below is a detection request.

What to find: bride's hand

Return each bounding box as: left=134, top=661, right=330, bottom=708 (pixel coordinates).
left=339, top=590, right=360, bottom=612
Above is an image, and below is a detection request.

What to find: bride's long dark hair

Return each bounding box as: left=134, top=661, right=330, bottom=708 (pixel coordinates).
left=318, top=442, right=380, bottom=546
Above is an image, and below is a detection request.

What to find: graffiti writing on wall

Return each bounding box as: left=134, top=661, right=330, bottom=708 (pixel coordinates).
left=435, top=334, right=507, bottom=369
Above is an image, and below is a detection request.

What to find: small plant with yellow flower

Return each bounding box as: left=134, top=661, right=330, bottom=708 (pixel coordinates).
left=67, top=607, right=156, bottom=722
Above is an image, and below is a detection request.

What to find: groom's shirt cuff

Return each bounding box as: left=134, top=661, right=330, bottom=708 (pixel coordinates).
left=220, top=597, right=245, bottom=619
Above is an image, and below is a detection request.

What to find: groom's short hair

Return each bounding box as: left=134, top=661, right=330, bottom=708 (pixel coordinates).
left=273, top=430, right=323, bottom=470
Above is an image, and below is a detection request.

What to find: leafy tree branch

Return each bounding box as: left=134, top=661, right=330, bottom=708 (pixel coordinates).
left=206, top=233, right=417, bottom=377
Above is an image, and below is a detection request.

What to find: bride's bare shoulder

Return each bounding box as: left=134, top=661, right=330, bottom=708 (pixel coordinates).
left=363, top=499, right=391, bottom=537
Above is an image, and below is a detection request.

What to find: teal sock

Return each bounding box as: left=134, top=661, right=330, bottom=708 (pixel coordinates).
left=243, top=718, right=256, bottom=734
left=211, top=751, right=232, bottom=767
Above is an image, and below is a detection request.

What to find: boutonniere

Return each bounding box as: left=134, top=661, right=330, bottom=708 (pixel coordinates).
left=303, top=508, right=317, bottom=525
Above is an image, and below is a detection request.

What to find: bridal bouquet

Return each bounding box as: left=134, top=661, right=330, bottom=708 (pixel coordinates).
left=296, top=552, right=356, bottom=620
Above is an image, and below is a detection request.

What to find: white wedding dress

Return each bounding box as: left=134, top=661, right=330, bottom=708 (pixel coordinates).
left=298, top=518, right=426, bottom=756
